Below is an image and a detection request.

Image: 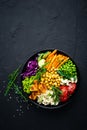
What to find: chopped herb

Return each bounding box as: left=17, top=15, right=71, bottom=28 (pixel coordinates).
left=36, top=67, right=47, bottom=81
left=51, top=86, right=62, bottom=104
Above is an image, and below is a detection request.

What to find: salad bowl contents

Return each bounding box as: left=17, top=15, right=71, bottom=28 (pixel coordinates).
left=21, top=49, right=78, bottom=108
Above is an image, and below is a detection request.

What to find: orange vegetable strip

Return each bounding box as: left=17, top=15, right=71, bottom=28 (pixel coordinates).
left=52, top=56, right=59, bottom=67
left=58, top=57, right=69, bottom=68
left=52, top=61, right=59, bottom=68
left=52, top=54, right=63, bottom=67
left=47, top=54, right=57, bottom=70
left=46, top=53, right=56, bottom=62
left=46, top=49, right=57, bottom=61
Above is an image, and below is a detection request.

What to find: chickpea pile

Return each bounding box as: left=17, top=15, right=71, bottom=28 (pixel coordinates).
left=40, top=67, right=61, bottom=89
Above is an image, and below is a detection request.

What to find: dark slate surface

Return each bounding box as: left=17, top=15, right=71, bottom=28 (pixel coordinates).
left=0, top=0, right=87, bottom=130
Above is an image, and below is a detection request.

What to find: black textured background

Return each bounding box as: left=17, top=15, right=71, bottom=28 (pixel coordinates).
left=0, top=0, right=87, bottom=130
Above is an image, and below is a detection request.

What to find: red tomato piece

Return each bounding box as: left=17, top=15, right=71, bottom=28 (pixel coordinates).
left=68, top=83, right=76, bottom=95
left=60, top=86, right=69, bottom=102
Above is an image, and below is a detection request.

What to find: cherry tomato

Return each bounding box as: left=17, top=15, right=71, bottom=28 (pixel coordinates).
left=68, top=83, right=76, bottom=95
left=60, top=86, right=69, bottom=102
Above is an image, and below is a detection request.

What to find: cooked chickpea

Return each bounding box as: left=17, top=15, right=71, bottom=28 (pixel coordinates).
left=40, top=68, right=61, bottom=88
left=45, top=80, right=48, bottom=83
left=54, top=71, right=57, bottom=74
left=53, top=82, right=57, bottom=86
left=42, top=74, right=45, bottom=77
left=41, top=78, right=44, bottom=82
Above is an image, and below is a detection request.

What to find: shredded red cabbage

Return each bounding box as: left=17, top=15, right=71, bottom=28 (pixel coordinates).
left=21, top=58, right=38, bottom=79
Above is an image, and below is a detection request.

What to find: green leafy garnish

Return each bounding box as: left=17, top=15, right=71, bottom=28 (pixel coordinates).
left=38, top=53, right=44, bottom=62
left=4, top=65, right=21, bottom=96
left=42, top=51, right=51, bottom=59
left=13, top=84, right=28, bottom=102
left=51, top=86, right=62, bottom=104
left=38, top=51, right=51, bottom=62
left=36, top=67, right=47, bottom=80
left=4, top=65, right=28, bottom=102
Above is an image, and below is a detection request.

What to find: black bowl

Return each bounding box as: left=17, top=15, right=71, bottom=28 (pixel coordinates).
left=21, top=49, right=79, bottom=109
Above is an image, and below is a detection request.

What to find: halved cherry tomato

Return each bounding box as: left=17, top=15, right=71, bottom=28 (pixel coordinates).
left=68, top=83, right=76, bottom=95
left=60, top=83, right=76, bottom=102
left=60, top=86, right=69, bottom=102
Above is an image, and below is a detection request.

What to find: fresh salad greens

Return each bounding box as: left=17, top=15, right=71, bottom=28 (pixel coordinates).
left=22, top=77, right=35, bottom=94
